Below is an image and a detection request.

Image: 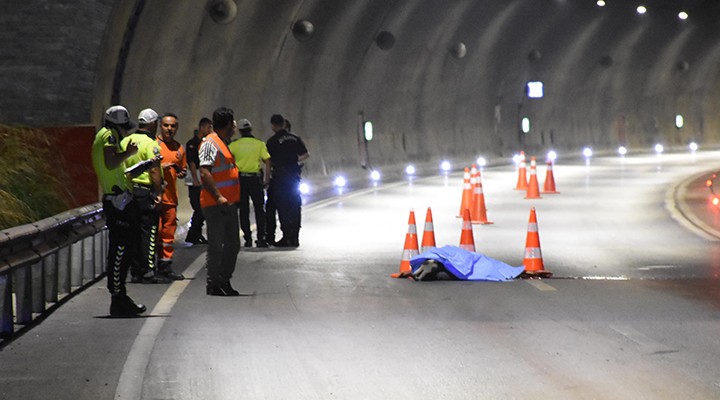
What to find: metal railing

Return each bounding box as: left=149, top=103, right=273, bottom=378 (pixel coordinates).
left=0, top=203, right=106, bottom=340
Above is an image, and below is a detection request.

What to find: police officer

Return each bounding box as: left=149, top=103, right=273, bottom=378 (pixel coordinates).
left=228, top=118, right=271, bottom=248
left=265, top=114, right=309, bottom=247
left=91, top=105, right=147, bottom=316
left=122, top=108, right=170, bottom=284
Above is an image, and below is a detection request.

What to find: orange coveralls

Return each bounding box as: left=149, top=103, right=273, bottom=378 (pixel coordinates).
left=157, top=138, right=186, bottom=264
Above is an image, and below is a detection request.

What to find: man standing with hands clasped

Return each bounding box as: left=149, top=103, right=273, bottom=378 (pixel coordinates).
left=199, top=107, right=244, bottom=296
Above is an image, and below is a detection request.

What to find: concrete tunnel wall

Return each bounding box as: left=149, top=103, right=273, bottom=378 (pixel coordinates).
left=3, top=0, right=720, bottom=182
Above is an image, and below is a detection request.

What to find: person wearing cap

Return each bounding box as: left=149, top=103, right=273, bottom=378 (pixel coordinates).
left=91, top=105, right=147, bottom=316
left=184, top=117, right=213, bottom=245
left=156, top=113, right=187, bottom=281
left=265, top=114, right=308, bottom=247
left=228, top=118, right=271, bottom=248
left=199, top=107, right=242, bottom=296
left=122, top=108, right=170, bottom=284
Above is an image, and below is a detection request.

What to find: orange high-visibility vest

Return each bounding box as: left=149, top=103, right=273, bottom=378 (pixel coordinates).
left=200, top=133, right=240, bottom=207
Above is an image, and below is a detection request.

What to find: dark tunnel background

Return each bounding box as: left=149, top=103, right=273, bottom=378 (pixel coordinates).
left=2, top=0, right=720, bottom=179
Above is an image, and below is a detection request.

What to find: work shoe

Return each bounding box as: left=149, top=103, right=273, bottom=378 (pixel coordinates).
left=206, top=284, right=240, bottom=297
left=129, top=275, right=144, bottom=284
left=186, top=235, right=207, bottom=245
left=274, top=238, right=299, bottom=248
left=110, top=294, right=146, bottom=317
left=255, top=240, right=268, bottom=248
left=141, top=271, right=172, bottom=284
left=244, top=240, right=253, bottom=248
left=159, top=262, right=184, bottom=281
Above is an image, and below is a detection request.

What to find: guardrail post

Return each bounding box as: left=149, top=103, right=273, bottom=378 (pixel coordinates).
left=31, top=260, right=45, bottom=313
left=92, top=233, right=100, bottom=277
left=44, top=253, right=58, bottom=303
left=70, top=241, right=82, bottom=288
left=82, top=237, right=94, bottom=283
left=0, top=271, right=13, bottom=337
left=15, top=265, right=33, bottom=325
left=57, top=246, right=70, bottom=295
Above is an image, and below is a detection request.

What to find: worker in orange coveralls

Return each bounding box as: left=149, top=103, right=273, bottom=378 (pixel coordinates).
left=156, top=112, right=187, bottom=280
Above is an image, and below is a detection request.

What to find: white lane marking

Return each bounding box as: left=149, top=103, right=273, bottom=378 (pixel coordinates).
left=610, top=325, right=676, bottom=354
left=526, top=280, right=556, bottom=291
left=666, top=172, right=720, bottom=241
left=114, top=256, right=205, bottom=400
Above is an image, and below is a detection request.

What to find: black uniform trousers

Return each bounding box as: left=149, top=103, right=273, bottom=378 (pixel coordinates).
left=238, top=174, right=266, bottom=244
left=267, top=178, right=302, bottom=243
left=186, top=185, right=205, bottom=240
left=103, top=196, right=139, bottom=295
left=130, top=185, right=159, bottom=279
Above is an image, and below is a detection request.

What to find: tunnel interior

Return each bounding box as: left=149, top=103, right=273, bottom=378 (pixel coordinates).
left=3, top=0, right=720, bottom=180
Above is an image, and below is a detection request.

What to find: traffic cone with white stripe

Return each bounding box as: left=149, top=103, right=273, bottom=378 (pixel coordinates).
left=515, top=151, right=528, bottom=190
left=522, top=207, right=552, bottom=278
left=421, top=207, right=436, bottom=252
left=471, top=171, right=494, bottom=225
left=542, top=160, right=559, bottom=194
left=525, top=157, right=542, bottom=199
left=391, top=209, right=420, bottom=278
left=459, top=208, right=476, bottom=252
left=457, top=168, right=472, bottom=218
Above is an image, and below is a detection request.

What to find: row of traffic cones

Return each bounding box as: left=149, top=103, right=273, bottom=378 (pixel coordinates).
left=514, top=151, right=560, bottom=198
left=393, top=207, right=551, bottom=279
left=457, top=165, right=493, bottom=224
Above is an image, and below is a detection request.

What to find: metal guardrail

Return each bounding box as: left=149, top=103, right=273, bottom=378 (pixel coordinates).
left=0, top=203, right=106, bottom=340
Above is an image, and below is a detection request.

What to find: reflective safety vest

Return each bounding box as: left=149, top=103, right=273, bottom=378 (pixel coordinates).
left=200, top=133, right=240, bottom=207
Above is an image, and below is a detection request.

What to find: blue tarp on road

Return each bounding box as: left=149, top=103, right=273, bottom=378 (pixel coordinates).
left=410, top=245, right=525, bottom=281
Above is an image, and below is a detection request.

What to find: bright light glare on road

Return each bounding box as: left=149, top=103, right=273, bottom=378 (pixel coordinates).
left=547, top=150, right=557, bottom=162
left=476, top=157, right=487, bottom=167
left=333, top=176, right=347, bottom=187
left=440, top=160, right=452, bottom=172
left=405, top=165, right=416, bottom=175
left=512, top=154, right=522, bottom=165
left=583, top=147, right=593, bottom=158
left=618, top=146, right=628, bottom=156
left=370, top=170, right=381, bottom=181
left=654, top=144, right=664, bottom=154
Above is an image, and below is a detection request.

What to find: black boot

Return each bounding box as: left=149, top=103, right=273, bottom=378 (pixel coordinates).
left=110, top=294, right=146, bottom=317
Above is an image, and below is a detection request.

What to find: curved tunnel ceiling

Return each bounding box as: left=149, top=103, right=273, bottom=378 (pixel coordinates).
left=6, top=0, right=720, bottom=179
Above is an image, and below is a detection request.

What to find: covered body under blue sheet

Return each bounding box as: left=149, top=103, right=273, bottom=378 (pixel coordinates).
left=410, top=245, right=524, bottom=281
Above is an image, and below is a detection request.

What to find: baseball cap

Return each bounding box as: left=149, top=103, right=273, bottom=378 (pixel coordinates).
left=238, top=118, right=252, bottom=130
left=104, top=105, right=138, bottom=131
left=138, top=108, right=159, bottom=124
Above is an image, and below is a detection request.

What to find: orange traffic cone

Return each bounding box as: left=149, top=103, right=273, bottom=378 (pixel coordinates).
left=391, top=209, right=420, bottom=278
left=421, top=207, right=437, bottom=252
left=471, top=174, right=494, bottom=225
left=522, top=207, right=552, bottom=278
left=525, top=157, right=542, bottom=199
left=457, top=167, right=472, bottom=218
left=459, top=208, right=476, bottom=252
left=542, top=160, right=560, bottom=194
left=515, top=151, right=528, bottom=190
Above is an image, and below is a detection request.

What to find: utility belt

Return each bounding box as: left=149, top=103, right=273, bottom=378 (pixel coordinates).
left=239, top=172, right=261, bottom=177
left=131, top=183, right=153, bottom=197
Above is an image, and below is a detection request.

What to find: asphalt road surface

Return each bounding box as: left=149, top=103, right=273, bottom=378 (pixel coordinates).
left=2, top=151, right=720, bottom=399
